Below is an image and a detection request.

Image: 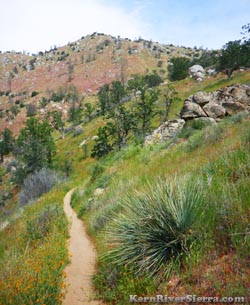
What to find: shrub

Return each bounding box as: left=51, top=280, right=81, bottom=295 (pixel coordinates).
left=31, top=91, right=39, bottom=97
left=73, top=126, right=84, bottom=136
left=88, top=163, right=105, bottom=181
left=105, top=177, right=205, bottom=279
left=168, top=57, right=191, bottom=81
left=6, top=160, right=18, bottom=173
left=185, top=124, right=224, bottom=152
left=26, top=104, right=37, bottom=116
left=25, top=205, right=61, bottom=241
left=19, top=168, right=59, bottom=205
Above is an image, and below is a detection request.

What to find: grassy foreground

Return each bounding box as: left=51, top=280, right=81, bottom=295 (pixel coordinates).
left=71, top=114, right=250, bottom=304
left=0, top=185, right=71, bottom=305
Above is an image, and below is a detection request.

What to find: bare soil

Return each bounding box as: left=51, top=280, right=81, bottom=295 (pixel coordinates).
left=63, top=189, right=101, bottom=305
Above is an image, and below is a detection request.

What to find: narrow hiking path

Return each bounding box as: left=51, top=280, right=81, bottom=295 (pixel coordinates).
left=63, top=189, right=101, bottom=305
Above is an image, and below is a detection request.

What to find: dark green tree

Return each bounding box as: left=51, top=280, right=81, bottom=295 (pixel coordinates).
left=83, top=102, right=95, bottom=122
left=218, top=40, right=242, bottom=78
left=97, top=84, right=110, bottom=115
left=15, top=117, right=56, bottom=174
left=110, top=105, right=135, bottom=149
left=110, top=80, right=126, bottom=107
left=218, top=23, right=250, bottom=78
left=145, top=71, right=163, bottom=87
left=128, top=75, right=159, bottom=137
left=91, top=123, right=114, bottom=159
left=69, top=106, right=82, bottom=125
left=168, top=57, right=191, bottom=81
left=0, top=128, right=14, bottom=162
left=47, top=110, right=65, bottom=138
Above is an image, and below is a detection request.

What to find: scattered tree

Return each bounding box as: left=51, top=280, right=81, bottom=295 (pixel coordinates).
left=91, top=124, right=114, bottom=159
left=47, top=110, right=65, bottom=138
left=15, top=117, right=56, bottom=175
left=26, top=104, right=37, bottom=117
left=168, top=57, right=191, bottom=81
left=83, top=102, right=95, bottom=122
left=0, top=128, right=14, bottom=162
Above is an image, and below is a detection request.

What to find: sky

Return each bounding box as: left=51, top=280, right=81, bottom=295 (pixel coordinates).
left=0, top=0, right=249, bottom=53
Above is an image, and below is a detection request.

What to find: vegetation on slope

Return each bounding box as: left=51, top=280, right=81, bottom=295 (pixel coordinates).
left=0, top=24, right=249, bottom=304
left=71, top=113, right=250, bottom=304
left=0, top=185, right=70, bottom=305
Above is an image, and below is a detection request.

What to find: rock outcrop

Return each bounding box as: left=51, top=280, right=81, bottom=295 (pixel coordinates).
left=189, top=65, right=205, bottom=82
left=181, top=84, right=250, bottom=121
left=144, top=119, right=185, bottom=146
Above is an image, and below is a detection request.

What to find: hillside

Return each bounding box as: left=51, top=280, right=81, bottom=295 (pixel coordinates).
left=0, top=31, right=250, bottom=305
left=0, top=33, right=217, bottom=134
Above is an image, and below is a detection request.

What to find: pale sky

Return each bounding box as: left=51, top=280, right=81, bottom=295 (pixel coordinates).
left=0, top=0, right=249, bottom=53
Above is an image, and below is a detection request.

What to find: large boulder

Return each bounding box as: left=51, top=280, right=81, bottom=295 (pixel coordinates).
left=189, top=65, right=205, bottom=81
left=203, top=102, right=226, bottom=119
left=180, top=101, right=207, bottom=120
left=144, top=119, right=185, bottom=146
left=193, top=92, right=213, bottom=106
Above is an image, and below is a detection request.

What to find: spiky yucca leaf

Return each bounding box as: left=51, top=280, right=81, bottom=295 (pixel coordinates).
left=105, top=177, right=205, bottom=279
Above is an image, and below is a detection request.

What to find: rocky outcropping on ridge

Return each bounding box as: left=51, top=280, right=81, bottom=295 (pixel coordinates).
left=181, top=84, right=250, bottom=121
left=145, top=84, right=250, bottom=146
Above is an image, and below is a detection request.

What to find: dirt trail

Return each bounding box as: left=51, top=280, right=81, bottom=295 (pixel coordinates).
left=63, top=189, right=101, bottom=305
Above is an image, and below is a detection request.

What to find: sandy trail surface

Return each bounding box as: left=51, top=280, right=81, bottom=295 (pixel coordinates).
left=63, top=189, right=101, bottom=305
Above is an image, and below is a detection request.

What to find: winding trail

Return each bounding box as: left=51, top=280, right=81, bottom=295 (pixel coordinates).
left=63, top=189, right=101, bottom=305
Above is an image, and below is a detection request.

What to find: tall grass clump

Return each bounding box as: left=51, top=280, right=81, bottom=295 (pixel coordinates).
left=185, top=124, right=224, bottom=152
left=19, top=168, right=59, bottom=206
left=105, top=177, right=206, bottom=279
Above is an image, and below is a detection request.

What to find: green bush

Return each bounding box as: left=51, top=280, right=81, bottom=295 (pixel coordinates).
left=105, top=177, right=205, bottom=279
left=185, top=124, right=224, bottom=152
left=168, top=57, right=191, bottom=81
left=31, top=91, right=39, bottom=97
left=25, top=205, right=61, bottom=241
left=88, top=163, right=105, bottom=181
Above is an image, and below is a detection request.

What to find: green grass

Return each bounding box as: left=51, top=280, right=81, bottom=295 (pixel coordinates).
left=0, top=185, right=70, bottom=305
left=1, top=69, right=250, bottom=305
left=71, top=114, right=250, bottom=303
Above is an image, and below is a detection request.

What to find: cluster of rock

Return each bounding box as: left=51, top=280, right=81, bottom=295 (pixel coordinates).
left=180, top=84, right=250, bottom=121
left=144, top=119, right=185, bottom=146
left=145, top=84, right=250, bottom=146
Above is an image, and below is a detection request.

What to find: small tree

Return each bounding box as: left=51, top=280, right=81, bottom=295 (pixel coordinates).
left=109, top=105, right=135, bottom=149
left=47, top=110, right=65, bottom=138
left=15, top=117, right=56, bottom=175
left=83, top=102, right=95, bottom=122
left=26, top=104, right=37, bottom=117
left=168, top=57, right=191, bottom=81
left=97, top=84, right=110, bottom=115
left=145, top=71, right=163, bottom=87
left=91, top=124, right=114, bottom=159
left=69, top=106, right=82, bottom=125
left=0, top=128, right=14, bottom=162
left=10, top=104, right=20, bottom=118
left=128, top=75, right=159, bottom=136
left=219, top=39, right=250, bottom=78
left=161, top=84, right=177, bottom=121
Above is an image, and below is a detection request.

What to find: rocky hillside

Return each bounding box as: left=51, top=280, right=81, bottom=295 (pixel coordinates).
left=0, top=33, right=216, bottom=134
left=0, top=33, right=203, bottom=95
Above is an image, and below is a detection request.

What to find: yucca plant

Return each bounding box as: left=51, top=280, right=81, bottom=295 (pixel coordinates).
left=104, top=177, right=205, bottom=279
